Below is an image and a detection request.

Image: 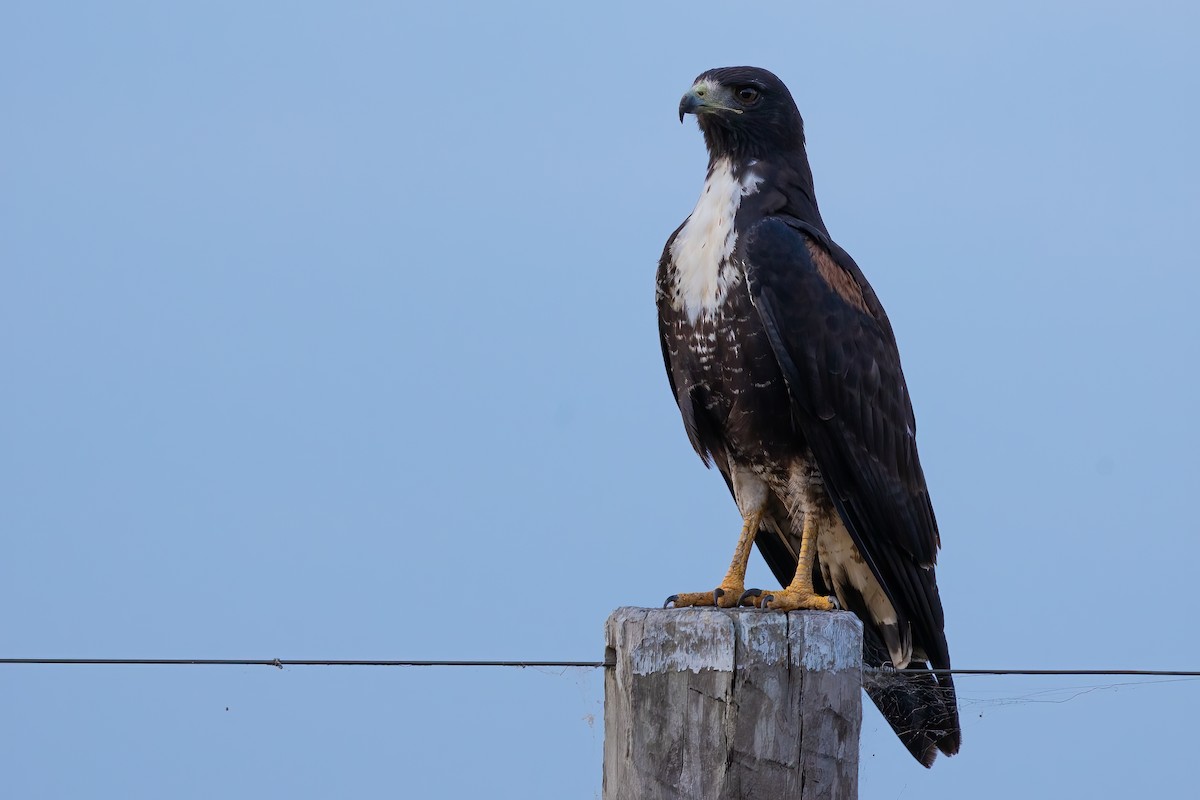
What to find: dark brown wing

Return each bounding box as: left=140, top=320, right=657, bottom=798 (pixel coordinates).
left=746, top=217, right=938, bottom=568
left=740, top=215, right=959, bottom=758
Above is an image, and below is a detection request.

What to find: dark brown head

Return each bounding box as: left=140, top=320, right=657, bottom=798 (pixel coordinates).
left=679, top=66, right=807, bottom=163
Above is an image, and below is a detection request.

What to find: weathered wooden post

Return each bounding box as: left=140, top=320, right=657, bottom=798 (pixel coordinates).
left=603, top=607, right=862, bottom=800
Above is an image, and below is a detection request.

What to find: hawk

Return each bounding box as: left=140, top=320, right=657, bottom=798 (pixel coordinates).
left=658, top=66, right=960, bottom=766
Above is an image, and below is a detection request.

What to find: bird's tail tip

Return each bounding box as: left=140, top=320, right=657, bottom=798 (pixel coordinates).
left=865, top=661, right=961, bottom=768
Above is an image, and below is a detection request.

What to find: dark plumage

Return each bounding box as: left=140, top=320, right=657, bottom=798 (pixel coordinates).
left=658, top=66, right=960, bottom=766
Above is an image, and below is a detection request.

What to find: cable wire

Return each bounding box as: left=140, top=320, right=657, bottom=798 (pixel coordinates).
left=0, top=658, right=608, bottom=669
left=2, top=658, right=1199, bottom=677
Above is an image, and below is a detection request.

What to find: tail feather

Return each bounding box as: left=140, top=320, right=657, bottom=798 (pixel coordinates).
left=862, top=627, right=961, bottom=767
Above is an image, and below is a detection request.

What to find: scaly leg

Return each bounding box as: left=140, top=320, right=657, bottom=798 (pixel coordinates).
left=741, top=512, right=834, bottom=611
left=665, top=509, right=763, bottom=609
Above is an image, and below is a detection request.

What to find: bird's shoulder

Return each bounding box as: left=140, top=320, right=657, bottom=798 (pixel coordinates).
left=739, top=214, right=897, bottom=339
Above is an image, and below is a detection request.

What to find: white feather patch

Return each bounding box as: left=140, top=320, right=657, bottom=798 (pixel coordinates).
left=670, top=158, right=762, bottom=322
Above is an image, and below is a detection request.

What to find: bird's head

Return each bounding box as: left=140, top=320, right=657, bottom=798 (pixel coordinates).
left=679, top=66, right=806, bottom=162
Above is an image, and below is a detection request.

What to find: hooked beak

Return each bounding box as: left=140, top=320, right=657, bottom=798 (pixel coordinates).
left=678, top=89, right=704, bottom=122
left=678, top=80, right=741, bottom=123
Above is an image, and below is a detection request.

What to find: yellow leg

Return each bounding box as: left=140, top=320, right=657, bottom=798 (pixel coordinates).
left=665, top=510, right=763, bottom=609
left=746, top=513, right=834, bottom=611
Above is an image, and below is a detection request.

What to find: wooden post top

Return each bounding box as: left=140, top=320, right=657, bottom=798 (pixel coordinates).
left=603, top=607, right=863, bottom=800
left=605, top=607, right=863, bottom=674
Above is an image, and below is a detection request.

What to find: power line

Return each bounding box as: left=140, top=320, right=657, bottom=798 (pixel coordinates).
left=1, top=658, right=1199, bottom=677
left=911, top=668, right=1200, bottom=677
left=0, top=658, right=608, bottom=669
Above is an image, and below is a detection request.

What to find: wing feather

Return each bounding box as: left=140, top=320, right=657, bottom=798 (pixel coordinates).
left=740, top=216, right=949, bottom=666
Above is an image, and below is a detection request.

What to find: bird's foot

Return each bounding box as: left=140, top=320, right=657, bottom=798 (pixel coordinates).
left=663, top=581, right=747, bottom=609
left=738, top=586, right=835, bottom=611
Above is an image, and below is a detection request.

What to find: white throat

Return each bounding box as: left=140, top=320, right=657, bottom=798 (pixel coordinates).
left=669, top=158, right=762, bottom=322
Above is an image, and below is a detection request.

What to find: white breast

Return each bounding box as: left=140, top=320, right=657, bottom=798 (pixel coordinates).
left=669, top=158, right=762, bottom=322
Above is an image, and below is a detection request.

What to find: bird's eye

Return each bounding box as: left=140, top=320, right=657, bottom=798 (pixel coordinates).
left=736, top=86, right=761, bottom=104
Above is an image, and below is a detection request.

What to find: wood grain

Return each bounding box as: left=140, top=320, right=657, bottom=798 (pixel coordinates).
left=604, top=607, right=862, bottom=800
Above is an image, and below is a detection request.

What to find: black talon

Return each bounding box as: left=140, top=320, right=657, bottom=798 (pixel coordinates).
left=664, top=594, right=678, bottom=609
left=827, top=595, right=841, bottom=610
left=713, top=588, right=725, bottom=607
left=760, top=594, right=775, bottom=609
left=738, top=588, right=761, bottom=607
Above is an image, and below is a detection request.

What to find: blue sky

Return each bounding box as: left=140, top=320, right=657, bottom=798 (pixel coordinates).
left=2, top=1, right=1198, bottom=797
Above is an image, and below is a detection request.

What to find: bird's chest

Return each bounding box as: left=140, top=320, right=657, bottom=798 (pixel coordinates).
left=673, top=290, right=784, bottom=403
left=667, top=159, right=760, bottom=323
left=661, top=158, right=793, bottom=455
left=667, top=294, right=794, bottom=468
